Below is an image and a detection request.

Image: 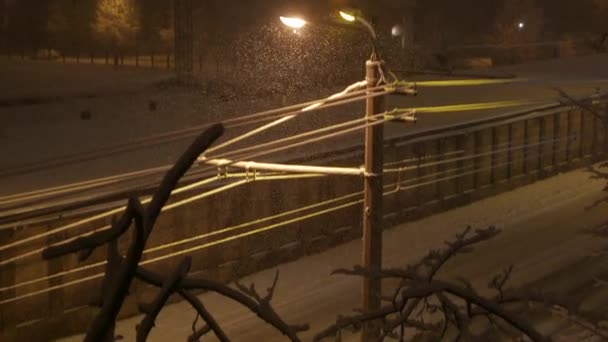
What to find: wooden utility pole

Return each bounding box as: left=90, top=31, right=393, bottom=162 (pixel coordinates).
left=361, top=57, right=386, bottom=341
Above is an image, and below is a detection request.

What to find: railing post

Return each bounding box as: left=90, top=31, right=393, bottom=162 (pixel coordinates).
left=552, top=113, right=560, bottom=168
left=566, top=111, right=573, bottom=162
left=490, top=127, right=498, bottom=184
left=0, top=229, right=16, bottom=340
left=523, top=119, right=530, bottom=174
left=507, top=124, right=513, bottom=179
left=592, top=110, right=598, bottom=157
left=538, top=117, right=546, bottom=175
left=473, top=130, right=482, bottom=190
left=579, top=110, right=586, bottom=159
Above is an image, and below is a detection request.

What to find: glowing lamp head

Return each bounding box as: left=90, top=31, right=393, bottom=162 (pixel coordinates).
left=518, top=22, right=525, bottom=29
left=339, top=11, right=356, bottom=22
left=280, top=16, right=307, bottom=29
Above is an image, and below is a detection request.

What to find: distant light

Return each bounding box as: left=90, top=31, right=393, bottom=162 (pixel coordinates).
left=518, top=22, right=525, bottom=29
left=280, top=16, right=306, bottom=29
left=392, top=24, right=404, bottom=37
left=339, top=11, right=356, bottom=22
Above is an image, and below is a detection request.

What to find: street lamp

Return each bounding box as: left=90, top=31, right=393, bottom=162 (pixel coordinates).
left=279, top=16, right=306, bottom=29
left=281, top=10, right=387, bottom=341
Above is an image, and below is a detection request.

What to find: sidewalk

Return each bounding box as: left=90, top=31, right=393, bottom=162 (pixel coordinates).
left=57, top=166, right=608, bottom=341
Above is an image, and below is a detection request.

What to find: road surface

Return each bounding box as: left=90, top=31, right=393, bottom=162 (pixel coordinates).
left=56, top=166, right=608, bottom=341
left=1, top=54, right=608, bottom=197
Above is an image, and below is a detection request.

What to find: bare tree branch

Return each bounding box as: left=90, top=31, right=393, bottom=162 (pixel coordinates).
left=84, top=197, right=146, bottom=342
left=136, top=257, right=192, bottom=342
left=135, top=267, right=308, bottom=341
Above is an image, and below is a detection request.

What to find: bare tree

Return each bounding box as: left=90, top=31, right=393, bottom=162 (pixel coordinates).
left=315, top=227, right=551, bottom=341
left=92, top=0, right=140, bottom=59
left=42, top=123, right=309, bottom=342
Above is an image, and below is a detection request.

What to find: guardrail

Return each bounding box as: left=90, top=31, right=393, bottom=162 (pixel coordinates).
left=0, top=97, right=606, bottom=341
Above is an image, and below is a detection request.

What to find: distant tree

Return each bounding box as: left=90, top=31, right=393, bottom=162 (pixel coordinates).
left=138, top=0, right=171, bottom=49
left=43, top=0, right=96, bottom=55
left=92, top=0, right=140, bottom=50
left=593, top=0, right=608, bottom=36
left=0, top=0, right=6, bottom=48
left=5, top=0, right=51, bottom=50
left=46, top=0, right=69, bottom=47
left=158, top=4, right=174, bottom=51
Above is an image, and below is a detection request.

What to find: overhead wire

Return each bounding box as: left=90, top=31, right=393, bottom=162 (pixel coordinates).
left=208, top=117, right=390, bottom=168
left=0, top=109, right=394, bottom=256
left=2, top=70, right=597, bottom=304
left=0, top=94, right=568, bottom=236
left=0, top=189, right=358, bottom=294
left=209, top=114, right=385, bottom=161
left=0, top=172, right=326, bottom=267
left=406, top=99, right=551, bottom=114
left=1, top=112, right=382, bottom=265
left=0, top=81, right=386, bottom=181
left=0, top=132, right=577, bottom=293
left=0, top=128, right=576, bottom=267
left=0, top=174, right=244, bottom=259
left=0, top=166, right=166, bottom=207
left=415, top=78, right=526, bottom=87
left=0, top=108, right=382, bottom=232
left=0, top=137, right=578, bottom=305
left=0, top=197, right=363, bottom=305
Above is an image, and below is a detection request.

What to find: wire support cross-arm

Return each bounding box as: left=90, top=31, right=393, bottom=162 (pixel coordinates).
left=204, top=159, right=367, bottom=178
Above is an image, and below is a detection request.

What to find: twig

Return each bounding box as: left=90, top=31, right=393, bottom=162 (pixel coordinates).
left=136, top=267, right=308, bottom=341
left=136, top=257, right=192, bottom=342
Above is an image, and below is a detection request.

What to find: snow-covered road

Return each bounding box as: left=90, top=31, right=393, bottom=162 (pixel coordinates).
left=2, top=54, right=608, bottom=195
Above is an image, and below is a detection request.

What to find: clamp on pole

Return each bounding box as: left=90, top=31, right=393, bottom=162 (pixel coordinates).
left=245, top=164, right=257, bottom=182
left=384, top=109, right=417, bottom=123
left=386, top=81, right=418, bottom=96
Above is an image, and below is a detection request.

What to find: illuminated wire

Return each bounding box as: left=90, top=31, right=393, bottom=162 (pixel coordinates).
left=384, top=135, right=575, bottom=174
left=0, top=166, right=165, bottom=207
left=0, top=140, right=579, bottom=303
left=213, top=114, right=384, bottom=161
left=0, top=174, right=334, bottom=294
left=0, top=273, right=105, bottom=306
left=0, top=173, right=326, bottom=266
left=224, top=89, right=392, bottom=129
left=220, top=117, right=389, bottom=165
left=409, top=99, right=550, bottom=114
left=415, top=78, right=526, bottom=87
left=0, top=125, right=568, bottom=266
left=0, top=175, right=241, bottom=262
left=384, top=150, right=465, bottom=168
left=205, top=80, right=369, bottom=156
left=139, top=199, right=361, bottom=265
left=0, top=197, right=364, bottom=304
left=222, top=82, right=386, bottom=126
left=0, top=83, right=388, bottom=181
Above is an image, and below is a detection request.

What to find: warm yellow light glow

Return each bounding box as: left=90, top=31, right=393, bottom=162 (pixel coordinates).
left=339, top=11, right=356, bottom=22
left=280, top=16, right=306, bottom=29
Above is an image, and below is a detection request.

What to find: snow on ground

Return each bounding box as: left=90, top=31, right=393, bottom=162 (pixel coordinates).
left=56, top=166, right=608, bottom=341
